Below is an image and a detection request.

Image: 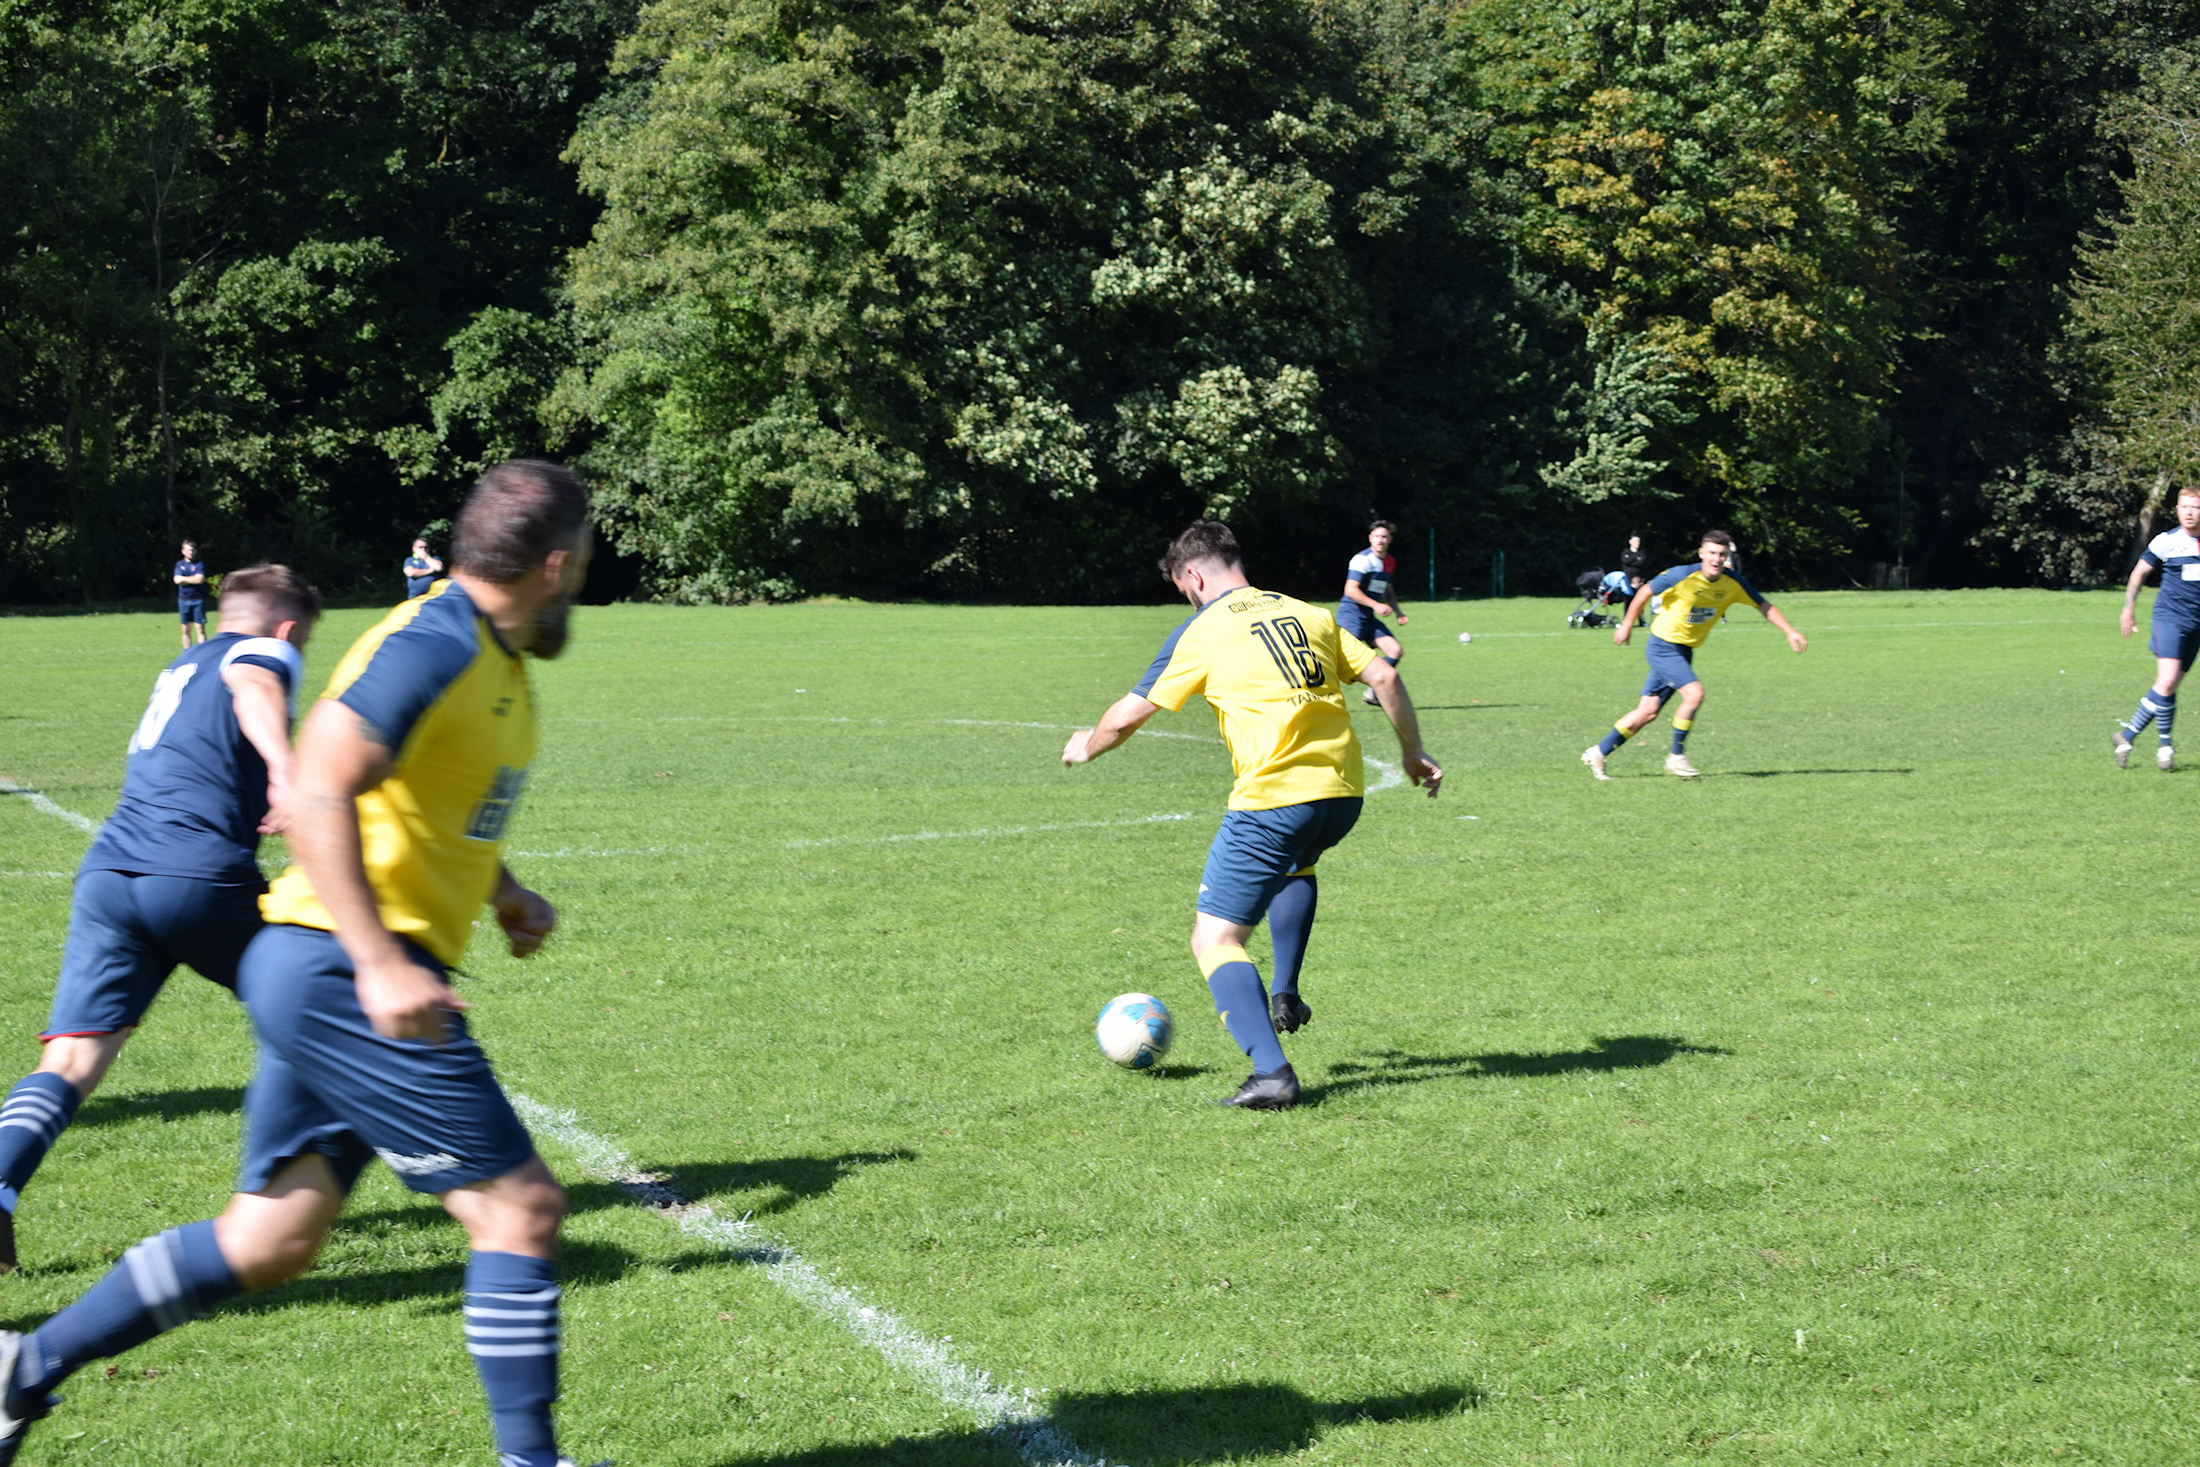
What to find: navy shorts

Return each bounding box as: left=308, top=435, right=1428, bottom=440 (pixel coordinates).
left=1197, top=797, right=1364, bottom=926
left=2150, top=617, right=2200, bottom=669
left=234, top=923, right=537, bottom=1197
left=1338, top=607, right=1393, bottom=649
left=45, top=871, right=261, bottom=1038
left=178, top=601, right=206, bottom=625
left=1641, top=636, right=1699, bottom=700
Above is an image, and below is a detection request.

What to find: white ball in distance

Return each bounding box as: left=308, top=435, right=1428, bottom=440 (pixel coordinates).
left=1458, top=631, right=1474, bottom=644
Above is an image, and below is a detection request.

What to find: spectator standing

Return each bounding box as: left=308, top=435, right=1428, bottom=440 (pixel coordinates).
left=173, top=542, right=208, bottom=649
left=1620, top=535, right=1648, bottom=584
left=403, top=536, right=445, bottom=599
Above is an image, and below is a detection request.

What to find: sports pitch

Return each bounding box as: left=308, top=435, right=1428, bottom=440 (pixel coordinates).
left=0, top=590, right=2192, bottom=1465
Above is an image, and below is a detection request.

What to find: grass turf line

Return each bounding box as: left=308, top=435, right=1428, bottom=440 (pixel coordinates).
left=0, top=589, right=2193, bottom=1464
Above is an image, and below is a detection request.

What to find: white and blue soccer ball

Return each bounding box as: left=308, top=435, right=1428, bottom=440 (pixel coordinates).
left=1095, top=993, right=1173, bottom=1070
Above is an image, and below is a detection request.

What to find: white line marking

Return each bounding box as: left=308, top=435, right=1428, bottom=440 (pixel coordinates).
left=0, top=870, right=72, bottom=879
left=509, top=846, right=673, bottom=859
left=510, top=1095, right=1110, bottom=1467
left=788, top=813, right=1194, bottom=849
left=1364, top=756, right=1404, bottom=793
left=0, top=779, right=101, bottom=835
left=940, top=719, right=1217, bottom=743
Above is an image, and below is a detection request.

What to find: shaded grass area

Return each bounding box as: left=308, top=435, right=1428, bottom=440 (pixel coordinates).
left=0, top=590, right=2194, bottom=1463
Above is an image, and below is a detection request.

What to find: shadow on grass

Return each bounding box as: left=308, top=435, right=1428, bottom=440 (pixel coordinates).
left=653, top=1150, right=916, bottom=1217
left=1308, top=1035, right=1728, bottom=1102
left=1408, top=703, right=1523, bottom=712
left=74, top=1086, right=244, bottom=1129
left=704, top=1382, right=1476, bottom=1467
left=1144, top=1063, right=1218, bottom=1081
left=1707, top=768, right=1913, bottom=778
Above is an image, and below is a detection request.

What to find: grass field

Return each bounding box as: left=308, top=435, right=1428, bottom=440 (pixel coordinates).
left=0, top=588, right=2195, bottom=1466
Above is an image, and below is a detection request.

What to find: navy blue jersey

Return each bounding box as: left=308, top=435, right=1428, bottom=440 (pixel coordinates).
left=82, top=633, right=303, bottom=884
left=173, top=560, right=207, bottom=604
left=2141, top=529, right=2200, bottom=624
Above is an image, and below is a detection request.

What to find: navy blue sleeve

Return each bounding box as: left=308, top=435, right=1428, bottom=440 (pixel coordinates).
left=336, top=613, right=477, bottom=750
left=1131, top=611, right=1200, bottom=700
left=1648, top=564, right=1692, bottom=595
left=1729, top=571, right=1768, bottom=606
left=231, top=653, right=294, bottom=689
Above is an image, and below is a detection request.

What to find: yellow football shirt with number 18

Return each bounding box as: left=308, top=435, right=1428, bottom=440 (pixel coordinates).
left=1133, top=587, right=1381, bottom=810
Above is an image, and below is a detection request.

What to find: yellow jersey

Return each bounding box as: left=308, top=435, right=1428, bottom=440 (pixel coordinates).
left=1646, top=563, right=1767, bottom=648
left=262, top=581, right=534, bottom=966
left=1133, top=587, right=1380, bottom=810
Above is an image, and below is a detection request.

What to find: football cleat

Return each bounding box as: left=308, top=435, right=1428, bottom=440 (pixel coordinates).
left=1665, top=753, right=1700, bottom=779
left=2160, top=745, right=2175, bottom=772
left=0, top=1332, right=53, bottom=1466
left=1362, top=688, right=1380, bottom=706
left=1217, top=1064, right=1300, bottom=1110
left=1581, top=746, right=1610, bottom=781
left=2114, top=730, right=2134, bottom=768
left=1270, top=992, right=1312, bottom=1034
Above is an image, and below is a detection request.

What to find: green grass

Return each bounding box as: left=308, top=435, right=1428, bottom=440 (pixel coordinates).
left=0, top=589, right=2195, bottom=1465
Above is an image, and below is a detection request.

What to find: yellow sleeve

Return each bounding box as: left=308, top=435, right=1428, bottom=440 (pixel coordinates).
left=1335, top=624, right=1380, bottom=681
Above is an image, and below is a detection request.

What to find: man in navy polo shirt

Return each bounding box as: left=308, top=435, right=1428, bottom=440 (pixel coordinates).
left=173, top=541, right=208, bottom=649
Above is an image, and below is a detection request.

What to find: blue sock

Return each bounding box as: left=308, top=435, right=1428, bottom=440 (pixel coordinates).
left=465, top=1251, right=562, bottom=1467
left=0, top=1072, right=81, bottom=1213
left=1200, top=945, right=1288, bottom=1073
left=1382, top=654, right=1398, bottom=667
left=1672, top=717, right=1693, bottom=755
left=1267, top=876, right=1318, bottom=998
left=2127, top=692, right=2167, bottom=738
left=2158, top=693, right=2176, bottom=747
left=1597, top=723, right=1633, bottom=757
left=14, top=1221, right=238, bottom=1410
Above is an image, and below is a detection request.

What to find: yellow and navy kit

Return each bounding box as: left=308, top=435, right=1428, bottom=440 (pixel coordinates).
left=1133, top=588, right=1380, bottom=810
left=1646, top=563, right=1767, bottom=648
left=262, top=581, right=533, bottom=965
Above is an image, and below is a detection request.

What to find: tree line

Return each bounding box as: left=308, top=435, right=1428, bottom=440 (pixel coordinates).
left=5, top=0, right=2200, bottom=604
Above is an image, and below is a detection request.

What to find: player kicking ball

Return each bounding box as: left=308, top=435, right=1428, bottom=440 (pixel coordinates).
left=1063, top=521, right=1441, bottom=1109
left=2114, top=485, right=2200, bottom=771
left=1581, top=530, right=1806, bottom=780
left=1338, top=519, right=1408, bottom=705
left=0, top=463, right=602, bottom=1467
left=0, top=567, right=318, bottom=1273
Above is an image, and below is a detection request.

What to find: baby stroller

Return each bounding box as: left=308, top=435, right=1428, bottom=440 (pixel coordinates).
left=1568, top=568, right=1637, bottom=628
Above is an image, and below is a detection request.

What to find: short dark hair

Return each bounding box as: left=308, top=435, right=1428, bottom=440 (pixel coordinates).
left=1160, top=521, right=1244, bottom=582
left=451, top=460, right=590, bottom=584
left=1701, top=529, right=1736, bottom=551
left=1369, top=519, right=1397, bottom=535
left=218, top=564, right=321, bottom=624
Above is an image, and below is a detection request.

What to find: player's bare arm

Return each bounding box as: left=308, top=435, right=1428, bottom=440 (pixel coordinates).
left=287, top=699, right=468, bottom=1042
left=223, top=662, right=298, bottom=834
left=2121, top=557, right=2155, bottom=637
left=1063, top=693, right=1159, bottom=766
left=493, top=865, right=557, bottom=958
left=1612, top=582, right=1658, bottom=646
left=1762, top=603, right=1808, bottom=653
left=1342, top=578, right=1396, bottom=622
left=1355, top=660, right=1443, bottom=797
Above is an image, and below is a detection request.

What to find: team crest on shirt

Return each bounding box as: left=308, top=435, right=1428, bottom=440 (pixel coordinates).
left=465, top=765, right=529, bottom=842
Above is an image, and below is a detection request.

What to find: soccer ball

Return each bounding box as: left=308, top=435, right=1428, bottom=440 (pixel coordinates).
left=1095, top=993, right=1173, bottom=1069
left=1458, top=631, right=1474, bottom=644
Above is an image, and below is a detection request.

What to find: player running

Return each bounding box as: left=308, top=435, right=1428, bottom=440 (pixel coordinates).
left=1581, top=530, right=1807, bottom=780
left=0, top=566, right=318, bottom=1273
left=0, top=463, right=598, bottom=1467
left=1339, top=520, right=1408, bottom=705
left=1064, top=521, right=1442, bottom=1110
left=2114, top=485, right=2200, bottom=771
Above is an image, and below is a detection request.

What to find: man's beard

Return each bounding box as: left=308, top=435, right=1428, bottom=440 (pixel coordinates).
left=528, top=596, right=573, bottom=660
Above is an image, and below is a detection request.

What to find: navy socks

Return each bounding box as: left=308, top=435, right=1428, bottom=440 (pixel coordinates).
left=2127, top=690, right=2175, bottom=744
left=1267, top=876, right=1317, bottom=998
left=0, top=1072, right=81, bottom=1214
left=1597, top=723, right=1633, bottom=757
left=1200, top=944, right=1288, bottom=1074
left=1672, top=717, right=1693, bottom=755
left=13, top=1221, right=238, bottom=1410
left=465, top=1250, right=563, bottom=1467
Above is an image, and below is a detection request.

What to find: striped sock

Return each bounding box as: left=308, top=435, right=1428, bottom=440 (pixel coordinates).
left=465, top=1251, right=562, bottom=1467
left=13, top=1222, right=237, bottom=1410
left=1672, top=717, right=1693, bottom=755
left=2127, top=692, right=2168, bottom=739
left=2157, top=693, right=2176, bottom=747
left=1198, top=943, right=1287, bottom=1074
left=0, top=1072, right=81, bottom=1212
left=1597, top=723, right=1633, bottom=757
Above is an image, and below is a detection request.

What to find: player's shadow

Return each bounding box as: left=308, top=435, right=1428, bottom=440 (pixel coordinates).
left=644, top=1149, right=917, bottom=1218
left=701, top=1382, right=1475, bottom=1466
left=1145, top=1063, right=1218, bottom=1081
left=73, top=1086, right=244, bottom=1129
left=1708, top=768, right=1913, bottom=778
left=1308, top=1035, right=1727, bottom=1103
